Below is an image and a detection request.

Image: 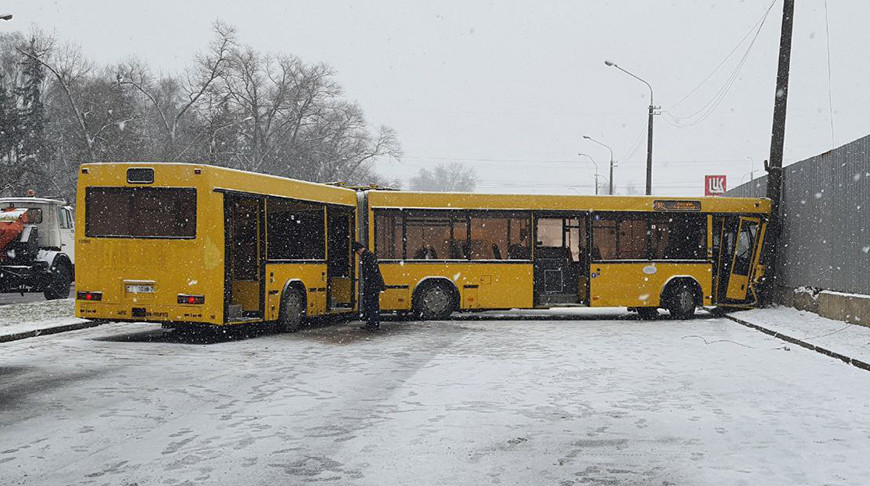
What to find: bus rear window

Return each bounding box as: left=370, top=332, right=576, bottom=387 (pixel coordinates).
left=86, top=187, right=196, bottom=238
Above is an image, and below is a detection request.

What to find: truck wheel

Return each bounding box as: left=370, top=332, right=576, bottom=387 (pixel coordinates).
left=413, top=282, right=456, bottom=320
left=667, top=285, right=696, bottom=320
left=44, top=261, right=72, bottom=300
left=277, top=288, right=306, bottom=333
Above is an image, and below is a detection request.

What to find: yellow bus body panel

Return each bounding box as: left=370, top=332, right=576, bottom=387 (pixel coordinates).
left=367, top=191, right=771, bottom=215
left=379, top=262, right=534, bottom=311
left=265, top=263, right=329, bottom=320
left=589, top=263, right=713, bottom=307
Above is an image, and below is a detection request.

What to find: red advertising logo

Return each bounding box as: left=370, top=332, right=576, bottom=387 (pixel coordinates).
left=705, top=175, right=727, bottom=196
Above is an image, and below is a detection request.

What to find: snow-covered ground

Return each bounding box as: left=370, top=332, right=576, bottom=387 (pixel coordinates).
left=732, top=306, right=870, bottom=364
left=0, top=298, right=86, bottom=337
left=2, top=312, right=870, bottom=485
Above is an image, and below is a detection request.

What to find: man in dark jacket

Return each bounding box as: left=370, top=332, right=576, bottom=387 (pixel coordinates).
left=354, top=242, right=385, bottom=330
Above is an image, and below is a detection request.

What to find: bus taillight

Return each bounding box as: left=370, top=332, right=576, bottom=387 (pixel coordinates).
left=178, top=294, right=205, bottom=305
left=77, top=291, right=102, bottom=301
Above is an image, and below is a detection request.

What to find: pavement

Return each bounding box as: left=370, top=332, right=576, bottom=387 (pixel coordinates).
left=721, top=306, right=870, bottom=372
left=0, top=298, right=96, bottom=343
left=4, top=299, right=870, bottom=369
left=3, top=310, right=870, bottom=485
left=0, top=285, right=76, bottom=306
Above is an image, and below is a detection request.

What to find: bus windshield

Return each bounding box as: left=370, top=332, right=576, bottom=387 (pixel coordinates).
left=85, top=187, right=196, bottom=238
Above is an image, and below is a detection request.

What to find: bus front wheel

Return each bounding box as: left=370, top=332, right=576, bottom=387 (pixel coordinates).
left=413, top=282, right=456, bottom=320
left=667, top=285, right=696, bottom=320
left=278, top=288, right=306, bottom=332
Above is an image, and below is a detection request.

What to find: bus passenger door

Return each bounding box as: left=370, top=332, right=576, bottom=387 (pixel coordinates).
left=225, top=197, right=263, bottom=320
left=725, top=217, right=760, bottom=301
left=534, top=216, right=586, bottom=305
left=326, top=207, right=354, bottom=310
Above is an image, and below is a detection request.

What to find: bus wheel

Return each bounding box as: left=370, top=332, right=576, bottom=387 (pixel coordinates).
left=278, top=289, right=306, bottom=332
left=414, top=282, right=456, bottom=320
left=44, top=261, right=72, bottom=300
left=636, top=307, right=659, bottom=320
left=667, top=285, right=696, bottom=320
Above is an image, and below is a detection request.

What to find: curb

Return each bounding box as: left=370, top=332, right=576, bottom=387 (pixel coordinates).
left=0, top=320, right=104, bottom=344
left=723, top=313, right=870, bottom=372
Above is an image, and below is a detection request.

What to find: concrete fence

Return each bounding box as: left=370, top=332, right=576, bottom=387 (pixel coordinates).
left=728, top=134, right=870, bottom=324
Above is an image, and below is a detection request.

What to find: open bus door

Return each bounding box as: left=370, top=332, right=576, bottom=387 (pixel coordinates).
left=724, top=217, right=761, bottom=302
left=533, top=215, right=588, bottom=306
left=326, top=207, right=354, bottom=311
left=225, top=196, right=264, bottom=321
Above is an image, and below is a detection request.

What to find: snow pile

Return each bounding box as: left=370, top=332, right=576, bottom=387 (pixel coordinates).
left=793, top=286, right=821, bottom=301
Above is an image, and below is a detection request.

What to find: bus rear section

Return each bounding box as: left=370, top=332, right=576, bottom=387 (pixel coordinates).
left=75, top=165, right=223, bottom=325
left=76, top=163, right=360, bottom=329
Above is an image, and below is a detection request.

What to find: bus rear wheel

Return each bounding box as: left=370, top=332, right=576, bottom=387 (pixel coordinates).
left=278, top=288, right=306, bottom=332
left=413, top=282, right=456, bottom=320
left=667, top=285, right=696, bottom=320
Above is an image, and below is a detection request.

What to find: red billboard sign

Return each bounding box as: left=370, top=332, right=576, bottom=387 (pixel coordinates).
left=705, top=175, right=727, bottom=196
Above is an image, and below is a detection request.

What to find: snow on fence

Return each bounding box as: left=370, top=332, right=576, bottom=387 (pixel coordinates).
left=728, top=133, right=870, bottom=296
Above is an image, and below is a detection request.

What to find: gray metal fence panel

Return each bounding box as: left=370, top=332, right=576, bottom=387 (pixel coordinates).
left=727, top=134, right=870, bottom=295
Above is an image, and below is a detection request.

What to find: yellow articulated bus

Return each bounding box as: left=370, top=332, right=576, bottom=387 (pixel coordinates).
left=75, top=163, right=358, bottom=330
left=364, top=191, right=771, bottom=319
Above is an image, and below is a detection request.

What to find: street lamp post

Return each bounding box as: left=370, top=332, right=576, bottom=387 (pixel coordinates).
left=578, top=153, right=602, bottom=195
left=582, top=135, right=615, bottom=195
left=604, top=60, right=656, bottom=195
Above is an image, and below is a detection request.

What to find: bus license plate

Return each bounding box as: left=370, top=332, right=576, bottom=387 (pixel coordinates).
left=126, top=284, right=154, bottom=294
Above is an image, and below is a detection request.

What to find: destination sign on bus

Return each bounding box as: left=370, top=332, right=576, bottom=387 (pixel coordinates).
left=653, top=200, right=702, bottom=212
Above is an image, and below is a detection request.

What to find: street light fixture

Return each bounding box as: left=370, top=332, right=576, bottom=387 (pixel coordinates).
left=604, top=59, right=656, bottom=195
left=0, top=14, right=13, bottom=21
left=578, top=153, right=604, bottom=195
left=582, top=135, right=615, bottom=195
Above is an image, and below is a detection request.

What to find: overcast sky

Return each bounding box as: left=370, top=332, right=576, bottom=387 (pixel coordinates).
left=4, top=0, right=868, bottom=196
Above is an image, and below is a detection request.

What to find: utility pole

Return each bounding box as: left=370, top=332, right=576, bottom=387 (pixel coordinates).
left=762, top=0, right=795, bottom=306
left=604, top=60, right=656, bottom=194
left=582, top=135, right=615, bottom=195
left=646, top=102, right=654, bottom=195
left=578, top=153, right=601, bottom=195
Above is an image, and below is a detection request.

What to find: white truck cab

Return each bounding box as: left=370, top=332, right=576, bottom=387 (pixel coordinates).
left=0, top=197, right=75, bottom=299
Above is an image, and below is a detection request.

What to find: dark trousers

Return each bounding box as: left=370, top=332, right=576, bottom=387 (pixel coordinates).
left=362, top=289, right=381, bottom=327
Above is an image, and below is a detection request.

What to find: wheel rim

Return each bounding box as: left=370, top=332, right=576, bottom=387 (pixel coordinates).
left=677, top=290, right=694, bottom=314
left=423, top=287, right=450, bottom=315
left=283, top=294, right=303, bottom=325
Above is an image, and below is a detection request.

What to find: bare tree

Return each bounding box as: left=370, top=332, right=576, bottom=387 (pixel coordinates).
left=16, top=31, right=100, bottom=163
left=410, top=162, right=477, bottom=192
left=117, top=21, right=236, bottom=160
left=1, top=20, right=401, bottom=200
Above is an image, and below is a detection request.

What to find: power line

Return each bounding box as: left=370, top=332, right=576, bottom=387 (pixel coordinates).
left=400, top=155, right=760, bottom=165
left=824, top=0, right=835, bottom=148
left=666, top=5, right=770, bottom=112
left=663, top=0, right=778, bottom=128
